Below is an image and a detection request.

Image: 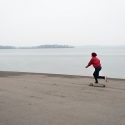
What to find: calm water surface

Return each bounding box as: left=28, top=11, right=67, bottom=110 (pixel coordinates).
left=0, top=46, right=124, bottom=79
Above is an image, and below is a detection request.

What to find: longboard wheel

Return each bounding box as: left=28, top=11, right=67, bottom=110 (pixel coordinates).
left=89, top=83, right=93, bottom=86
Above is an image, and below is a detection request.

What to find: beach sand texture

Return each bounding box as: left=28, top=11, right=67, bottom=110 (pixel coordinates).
left=0, top=71, right=125, bottom=125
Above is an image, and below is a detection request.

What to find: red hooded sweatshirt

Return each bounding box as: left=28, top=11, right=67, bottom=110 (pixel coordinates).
left=88, top=57, right=101, bottom=68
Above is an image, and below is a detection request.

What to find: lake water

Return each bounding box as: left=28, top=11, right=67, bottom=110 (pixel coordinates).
left=0, top=46, right=125, bottom=79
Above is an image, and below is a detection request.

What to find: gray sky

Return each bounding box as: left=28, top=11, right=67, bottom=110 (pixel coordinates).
left=0, top=0, right=125, bottom=46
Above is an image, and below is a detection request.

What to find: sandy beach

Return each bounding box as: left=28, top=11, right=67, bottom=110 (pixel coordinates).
left=0, top=71, right=125, bottom=125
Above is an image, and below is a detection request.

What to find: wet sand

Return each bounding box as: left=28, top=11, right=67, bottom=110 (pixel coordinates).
left=0, top=71, right=125, bottom=125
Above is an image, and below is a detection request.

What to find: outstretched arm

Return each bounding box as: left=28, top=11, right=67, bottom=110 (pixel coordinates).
left=85, top=65, right=89, bottom=68
left=85, top=58, right=93, bottom=68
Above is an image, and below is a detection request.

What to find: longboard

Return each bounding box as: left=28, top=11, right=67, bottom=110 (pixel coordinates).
left=89, top=83, right=105, bottom=87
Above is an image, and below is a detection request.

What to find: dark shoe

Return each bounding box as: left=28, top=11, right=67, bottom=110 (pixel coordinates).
left=95, top=82, right=98, bottom=84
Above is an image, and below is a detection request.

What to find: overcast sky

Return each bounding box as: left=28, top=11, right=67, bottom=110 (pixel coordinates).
left=0, top=0, right=125, bottom=46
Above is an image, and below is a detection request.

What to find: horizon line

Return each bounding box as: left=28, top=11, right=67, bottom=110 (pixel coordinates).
left=0, top=44, right=125, bottom=47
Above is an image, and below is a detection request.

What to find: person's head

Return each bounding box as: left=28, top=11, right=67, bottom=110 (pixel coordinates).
left=91, top=52, right=97, bottom=57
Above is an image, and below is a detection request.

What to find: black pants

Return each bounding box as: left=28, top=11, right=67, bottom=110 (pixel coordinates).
left=93, top=67, right=105, bottom=83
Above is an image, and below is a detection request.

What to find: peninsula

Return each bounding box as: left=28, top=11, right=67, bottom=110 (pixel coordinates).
left=0, top=44, right=74, bottom=49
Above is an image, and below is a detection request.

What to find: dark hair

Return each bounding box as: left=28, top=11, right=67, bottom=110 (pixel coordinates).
left=91, top=52, right=97, bottom=57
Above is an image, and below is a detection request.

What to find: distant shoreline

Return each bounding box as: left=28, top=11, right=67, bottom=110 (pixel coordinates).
left=0, top=44, right=74, bottom=49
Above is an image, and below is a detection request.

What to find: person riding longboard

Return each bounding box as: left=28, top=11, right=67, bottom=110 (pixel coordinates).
left=85, top=52, right=107, bottom=85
